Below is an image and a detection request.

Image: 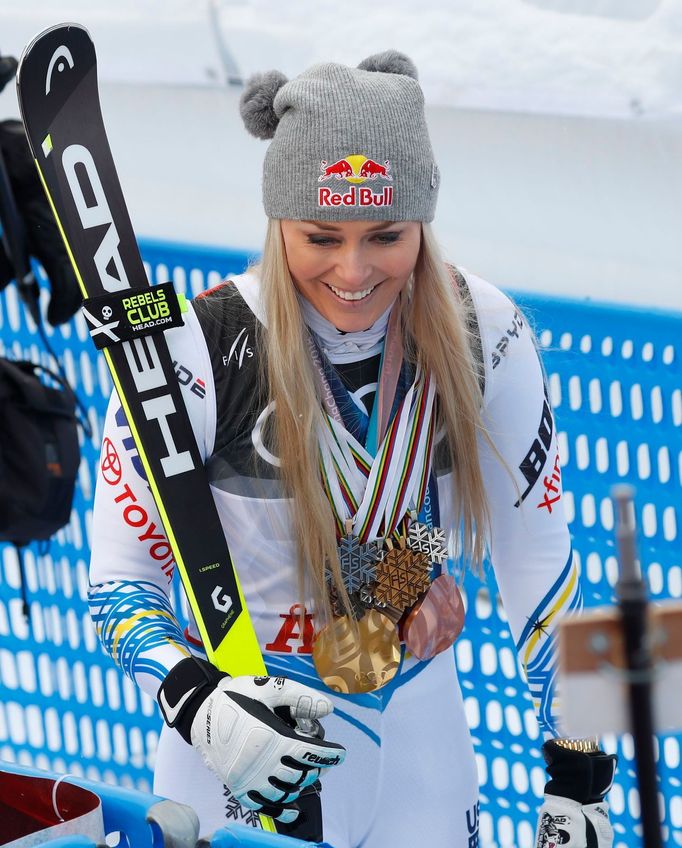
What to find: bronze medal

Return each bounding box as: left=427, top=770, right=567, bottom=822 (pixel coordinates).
left=402, top=574, right=465, bottom=660
left=312, top=610, right=401, bottom=694
left=373, top=537, right=431, bottom=612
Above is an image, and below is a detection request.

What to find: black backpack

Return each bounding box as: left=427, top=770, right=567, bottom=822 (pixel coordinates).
left=0, top=357, right=80, bottom=545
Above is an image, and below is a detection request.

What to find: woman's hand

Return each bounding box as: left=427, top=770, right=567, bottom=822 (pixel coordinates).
left=535, top=797, right=613, bottom=847
left=157, top=657, right=346, bottom=822
left=535, top=740, right=617, bottom=848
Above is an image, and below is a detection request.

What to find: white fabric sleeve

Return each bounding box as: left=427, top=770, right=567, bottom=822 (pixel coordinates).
left=88, top=305, right=216, bottom=699
left=466, top=272, right=580, bottom=738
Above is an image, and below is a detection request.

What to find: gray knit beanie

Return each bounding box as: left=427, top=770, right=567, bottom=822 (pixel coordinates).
left=239, top=50, right=440, bottom=222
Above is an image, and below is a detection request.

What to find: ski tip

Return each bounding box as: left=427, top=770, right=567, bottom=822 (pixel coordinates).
left=17, top=21, right=93, bottom=88
left=16, top=21, right=98, bottom=133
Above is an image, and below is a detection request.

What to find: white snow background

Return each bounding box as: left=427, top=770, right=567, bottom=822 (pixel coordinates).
left=1, top=0, right=680, bottom=307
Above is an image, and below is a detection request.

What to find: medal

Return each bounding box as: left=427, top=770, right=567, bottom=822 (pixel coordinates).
left=312, top=610, right=401, bottom=694
left=316, top=362, right=437, bottom=544
left=407, top=517, right=448, bottom=567
left=401, top=574, right=465, bottom=660
left=308, top=308, right=440, bottom=692
left=337, top=520, right=380, bottom=594
left=327, top=519, right=380, bottom=620
left=373, top=537, right=431, bottom=612
left=328, top=583, right=372, bottom=621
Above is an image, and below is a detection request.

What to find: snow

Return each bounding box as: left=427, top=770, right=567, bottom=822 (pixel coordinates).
left=3, top=0, right=681, bottom=118
left=214, top=0, right=682, bottom=120
left=0, top=1, right=680, bottom=308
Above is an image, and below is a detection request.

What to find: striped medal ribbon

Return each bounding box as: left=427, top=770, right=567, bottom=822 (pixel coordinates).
left=318, top=368, right=436, bottom=541
left=307, top=299, right=435, bottom=541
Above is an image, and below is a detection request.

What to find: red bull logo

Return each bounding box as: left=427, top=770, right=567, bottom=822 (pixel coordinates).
left=319, top=155, right=393, bottom=184
left=317, top=154, right=394, bottom=208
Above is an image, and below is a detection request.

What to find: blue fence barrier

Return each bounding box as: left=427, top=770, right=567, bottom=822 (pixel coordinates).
left=0, top=239, right=680, bottom=848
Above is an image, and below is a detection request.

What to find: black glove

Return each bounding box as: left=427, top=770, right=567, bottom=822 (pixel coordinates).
left=535, top=740, right=617, bottom=848
left=0, top=54, right=17, bottom=94
left=0, top=118, right=82, bottom=325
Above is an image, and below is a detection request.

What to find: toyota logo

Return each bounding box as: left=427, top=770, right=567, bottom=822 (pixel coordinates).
left=101, top=437, right=122, bottom=486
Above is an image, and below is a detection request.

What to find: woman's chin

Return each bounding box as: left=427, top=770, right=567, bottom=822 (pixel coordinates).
left=318, top=286, right=388, bottom=332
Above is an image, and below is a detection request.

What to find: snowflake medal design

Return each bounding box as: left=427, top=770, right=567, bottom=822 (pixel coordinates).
left=359, top=582, right=377, bottom=608
left=373, top=536, right=431, bottom=613
left=367, top=576, right=400, bottom=623
left=407, top=515, right=448, bottom=568
left=337, top=521, right=381, bottom=595
left=326, top=580, right=342, bottom=618
left=224, top=786, right=262, bottom=827
left=328, top=580, right=372, bottom=621
left=371, top=592, right=404, bottom=626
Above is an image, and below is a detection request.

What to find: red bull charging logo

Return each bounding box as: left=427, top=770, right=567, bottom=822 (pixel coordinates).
left=318, top=154, right=394, bottom=208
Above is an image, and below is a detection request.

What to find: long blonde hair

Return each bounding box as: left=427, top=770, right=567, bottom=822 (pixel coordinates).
left=256, top=220, right=490, bottom=622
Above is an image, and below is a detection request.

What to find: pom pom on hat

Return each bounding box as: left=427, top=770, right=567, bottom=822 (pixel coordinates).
left=239, top=70, right=288, bottom=140
left=357, top=50, right=418, bottom=81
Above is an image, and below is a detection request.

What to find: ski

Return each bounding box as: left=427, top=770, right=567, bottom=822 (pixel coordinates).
left=17, top=26, right=276, bottom=830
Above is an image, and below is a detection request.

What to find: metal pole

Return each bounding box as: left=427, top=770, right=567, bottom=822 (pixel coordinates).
left=207, top=0, right=244, bottom=86
left=612, top=485, right=662, bottom=848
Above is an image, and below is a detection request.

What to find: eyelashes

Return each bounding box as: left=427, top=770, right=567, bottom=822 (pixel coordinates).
left=305, top=232, right=401, bottom=247
left=373, top=232, right=401, bottom=245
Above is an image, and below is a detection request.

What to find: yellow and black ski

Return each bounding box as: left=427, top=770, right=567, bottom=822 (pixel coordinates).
left=17, top=24, right=276, bottom=831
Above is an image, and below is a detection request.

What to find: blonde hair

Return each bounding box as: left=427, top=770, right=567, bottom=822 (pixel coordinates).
left=257, top=220, right=490, bottom=621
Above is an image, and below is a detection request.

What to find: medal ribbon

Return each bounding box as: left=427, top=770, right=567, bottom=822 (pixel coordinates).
left=383, top=371, right=437, bottom=533
left=318, top=365, right=437, bottom=542
left=373, top=303, right=403, bottom=450
left=306, top=299, right=437, bottom=542
left=413, top=402, right=437, bottom=516
left=308, top=300, right=404, bottom=445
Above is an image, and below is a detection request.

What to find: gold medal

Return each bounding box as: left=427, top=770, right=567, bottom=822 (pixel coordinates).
left=312, top=610, right=401, bottom=694
left=402, top=574, right=465, bottom=660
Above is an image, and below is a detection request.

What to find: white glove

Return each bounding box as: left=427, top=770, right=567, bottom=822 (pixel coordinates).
left=535, top=796, right=613, bottom=848
left=535, top=741, right=617, bottom=848
left=158, top=658, right=346, bottom=823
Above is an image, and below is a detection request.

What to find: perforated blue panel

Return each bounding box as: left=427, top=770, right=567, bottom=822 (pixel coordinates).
left=459, top=293, right=682, bottom=847
left=0, top=242, right=680, bottom=847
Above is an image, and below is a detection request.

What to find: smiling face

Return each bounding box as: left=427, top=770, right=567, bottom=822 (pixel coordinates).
left=279, top=219, right=422, bottom=332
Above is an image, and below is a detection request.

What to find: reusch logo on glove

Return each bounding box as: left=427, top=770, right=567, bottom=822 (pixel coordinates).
left=302, top=751, right=342, bottom=766
left=318, top=154, right=394, bottom=208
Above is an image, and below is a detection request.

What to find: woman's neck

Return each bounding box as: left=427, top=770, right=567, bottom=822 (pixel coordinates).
left=299, top=295, right=392, bottom=364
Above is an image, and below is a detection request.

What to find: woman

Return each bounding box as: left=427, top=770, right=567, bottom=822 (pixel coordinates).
left=89, top=51, right=616, bottom=847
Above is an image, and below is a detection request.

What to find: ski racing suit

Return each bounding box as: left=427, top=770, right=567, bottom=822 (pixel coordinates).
left=89, top=268, right=579, bottom=847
